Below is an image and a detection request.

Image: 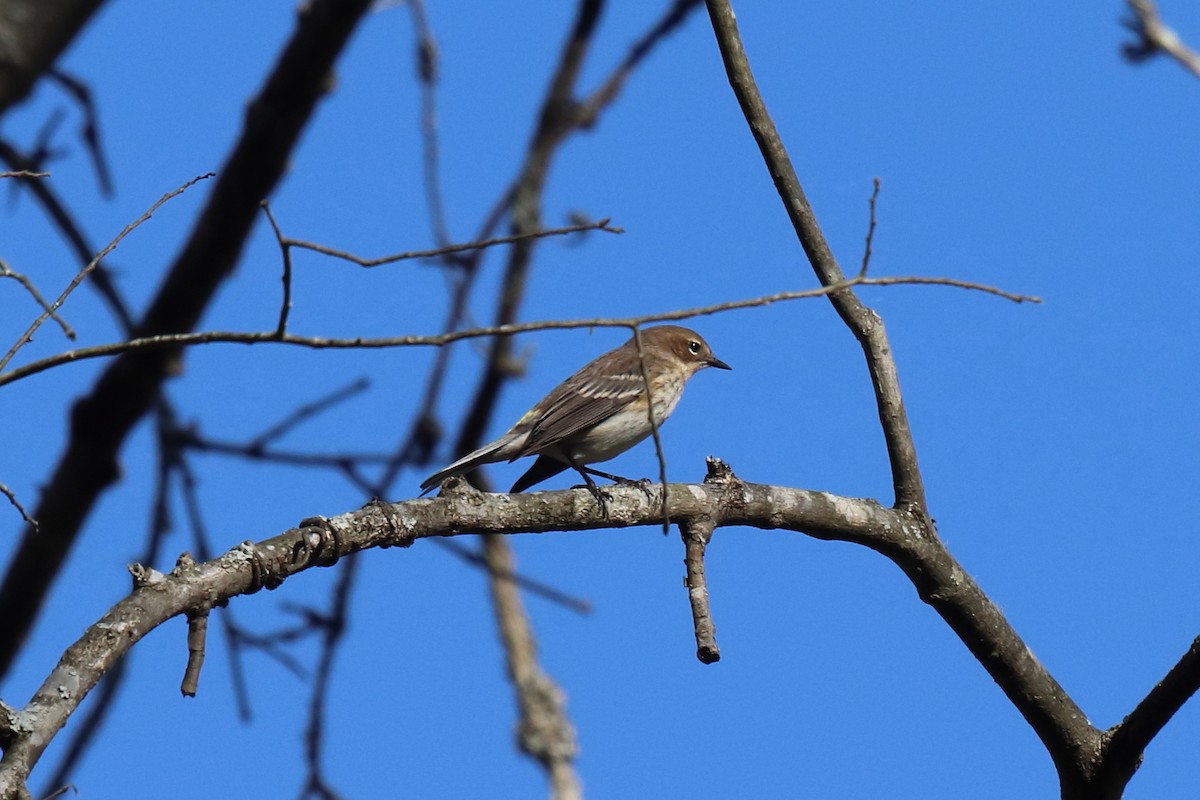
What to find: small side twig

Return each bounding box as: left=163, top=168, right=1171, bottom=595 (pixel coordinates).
left=0, top=482, right=38, bottom=528
left=0, top=258, right=75, bottom=341
left=246, top=377, right=370, bottom=450
left=261, top=202, right=294, bottom=335
left=180, top=608, right=209, bottom=697
left=858, top=177, right=881, bottom=278
left=283, top=218, right=623, bottom=268
left=680, top=515, right=720, bottom=664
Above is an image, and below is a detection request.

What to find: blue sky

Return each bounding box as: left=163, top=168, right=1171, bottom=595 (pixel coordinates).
left=3, top=1, right=1200, bottom=797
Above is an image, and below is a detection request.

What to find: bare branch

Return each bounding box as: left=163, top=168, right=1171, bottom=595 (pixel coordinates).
left=180, top=606, right=209, bottom=698
left=704, top=0, right=929, bottom=510
left=858, top=177, right=881, bottom=278
left=483, top=534, right=582, bottom=800
left=679, top=496, right=720, bottom=664
left=261, top=202, right=294, bottom=335
left=0, top=274, right=1039, bottom=389
left=1123, top=0, right=1200, bottom=79
left=283, top=219, right=623, bottom=268
left=0, top=483, right=37, bottom=529
left=434, top=538, right=592, bottom=614
left=406, top=0, right=454, bottom=250
left=0, top=470, right=1097, bottom=795
left=0, top=171, right=49, bottom=179
left=46, top=70, right=114, bottom=196
left=0, top=258, right=74, bottom=340
left=1098, top=635, right=1200, bottom=789
left=0, top=173, right=213, bottom=373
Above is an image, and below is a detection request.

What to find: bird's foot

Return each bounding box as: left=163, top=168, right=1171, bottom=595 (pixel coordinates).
left=568, top=471, right=614, bottom=519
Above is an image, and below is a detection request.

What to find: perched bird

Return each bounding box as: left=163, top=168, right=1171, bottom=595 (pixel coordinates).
left=420, top=325, right=731, bottom=504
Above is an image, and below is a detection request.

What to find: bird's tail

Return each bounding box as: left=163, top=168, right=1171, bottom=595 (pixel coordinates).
left=419, top=439, right=509, bottom=495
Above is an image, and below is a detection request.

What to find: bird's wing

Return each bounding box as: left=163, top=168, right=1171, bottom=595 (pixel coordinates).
left=514, top=364, right=644, bottom=458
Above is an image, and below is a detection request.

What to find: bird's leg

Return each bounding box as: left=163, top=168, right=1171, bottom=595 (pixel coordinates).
left=571, top=465, right=655, bottom=506
left=569, top=462, right=611, bottom=518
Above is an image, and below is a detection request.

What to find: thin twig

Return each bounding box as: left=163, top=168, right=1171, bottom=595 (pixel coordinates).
left=0, top=173, right=214, bottom=372
left=0, top=274, right=1040, bottom=389
left=631, top=326, right=671, bottom=532
left=0, top=171, right=49, bottom=179
left=858, top=177, right=881, bottom=278
left=0, top=483, right=37, bottom=528
left=284, top=219, right=623, bottom=267
left=261, top=202, right=294, bottom=335
left=0, top=258, right=75, bottom=340
left=407, top=0, right=454, bottom=249
left=246, top=378, right=371, bottom=449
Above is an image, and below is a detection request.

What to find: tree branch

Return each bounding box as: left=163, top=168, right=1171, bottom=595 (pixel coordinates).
left=0, top=0, right=376, bottom=682
left=0, top=466, right=1098, bottom=797
left=0, top=275, right=1039, bottom=389
left=704, top=0, right=928, bottom=511
left=1123, top=0, right=1200, bottom=79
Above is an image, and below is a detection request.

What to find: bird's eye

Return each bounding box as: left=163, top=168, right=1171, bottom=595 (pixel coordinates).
left=688, top=340, right=701, bottom=355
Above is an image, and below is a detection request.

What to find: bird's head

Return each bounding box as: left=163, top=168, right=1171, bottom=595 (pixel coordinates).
left=639, top=325, right=732, bottom=374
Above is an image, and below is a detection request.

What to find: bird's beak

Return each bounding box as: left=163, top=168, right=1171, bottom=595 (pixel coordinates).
left=706, top=356, right=732, bottom=371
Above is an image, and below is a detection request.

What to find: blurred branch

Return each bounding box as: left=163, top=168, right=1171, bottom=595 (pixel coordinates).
left=0, top=0, right=107, bottom=115
left=298, top=555, right=357, bottom=800
left=406, top=0, right=453, bottom=249
left=46, top=70, right=114, bottom=195
left=0, top=275, right=1040, bottom=389
left=280, top=218, right=623, bottom=268
left=483, top=533, right=581, bottom=800
left=0, top=0, right=377, bottom=683
left=1123, top=0, right=1200, bottom=79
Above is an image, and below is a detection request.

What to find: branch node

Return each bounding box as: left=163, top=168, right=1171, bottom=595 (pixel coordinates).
left=171, top=551, right=196, bottom=576
left=128, top=563, right=166, bottom=588
left=367, top=498, right=418, bottom=549
left=703, top=456, right=738, bottom=485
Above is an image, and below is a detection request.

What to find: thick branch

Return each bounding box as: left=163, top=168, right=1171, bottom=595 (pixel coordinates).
left=1096, top=636, right=1200, bottom=794
left=0, top=472, right=1095, bottom=797
left=0, top=0, right=375, bottom=681
left=703, top=0, right=927, bottom=511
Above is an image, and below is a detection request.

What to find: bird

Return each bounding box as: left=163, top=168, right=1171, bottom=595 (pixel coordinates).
left=420, top=325, right=731, bottom=506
